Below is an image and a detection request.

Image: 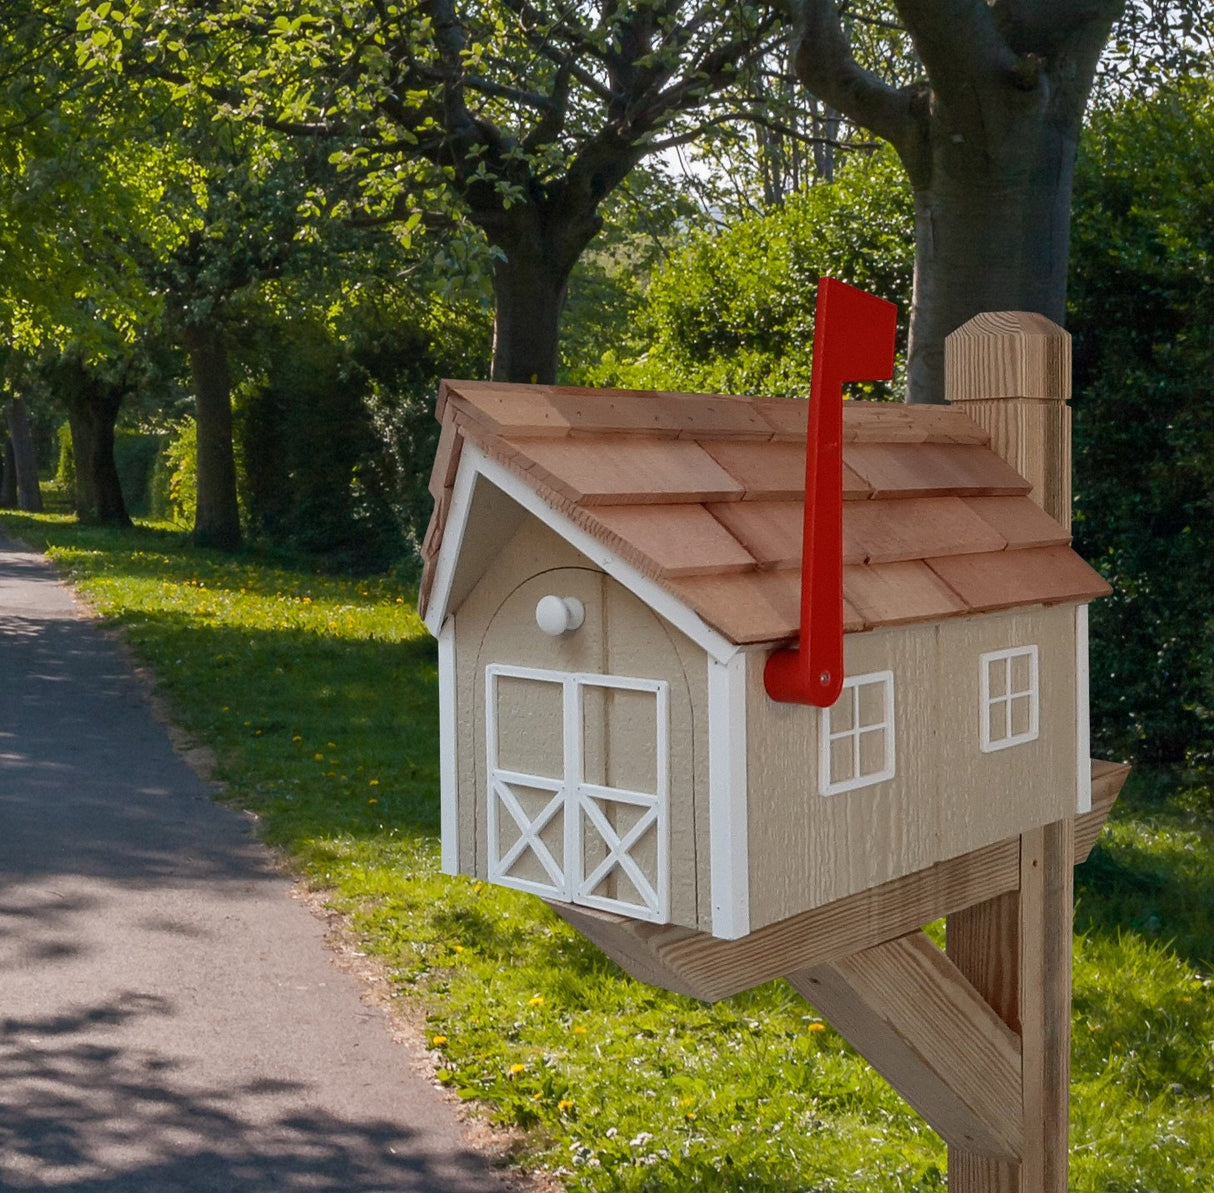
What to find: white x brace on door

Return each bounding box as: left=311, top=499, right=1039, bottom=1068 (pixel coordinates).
left=485, top=664, right=670, bottom=923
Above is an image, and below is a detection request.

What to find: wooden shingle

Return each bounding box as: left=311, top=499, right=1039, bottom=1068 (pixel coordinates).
left=549, top=389, right=681, bottom=437
left=751, top=397, right=809, bottom=441
left=707, top=501, right=808, bottom=569
left=583, top=504, right=756, bottom=578
left=428, top=419, right=463, bottom=501
left=509, top=436, right=746, bottom=505
left=700, top=440, right=807, bottom=499
left=441, top=381, right=572, bottom=436
left=846, top=442, right=1031, bottom=499
left=846, top=497, right=1007, bottom=564
left=962, top=496, right=1071, bottom=551
left=925, top=545, right=1110, bottom=612
left=665, top=569, right=803, bottom=644
left=844, top=561, right=970, bottom=626
left=657, top=392, right=775, bottom=439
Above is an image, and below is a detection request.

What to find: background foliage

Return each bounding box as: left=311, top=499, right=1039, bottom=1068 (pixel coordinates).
left=1070, top=77, right=1214, bottom=768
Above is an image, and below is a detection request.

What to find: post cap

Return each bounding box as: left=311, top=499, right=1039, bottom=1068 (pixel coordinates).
left=945, top=312, right=1071, bottom=404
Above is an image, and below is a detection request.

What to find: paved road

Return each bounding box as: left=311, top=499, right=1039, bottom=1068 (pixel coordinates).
left=0, top=533, right=512, bottom=1192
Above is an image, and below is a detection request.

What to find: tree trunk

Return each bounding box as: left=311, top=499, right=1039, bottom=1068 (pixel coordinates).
left=904, top=123, right=1075, bottom=402
left=184, top=317, right=242, bottom=551
left=0, top=437, right=17, bottom=508
left=66, top=405, right=99, bottom=518
left=790, top=0, right=1118, bottom=404
left=60, top=364, right=131, bottom=526
left=489, top=247, right=570, bottom=385
left=6, top=398, right=43, bottom=512
left=85, top=396, right=130, bottom=526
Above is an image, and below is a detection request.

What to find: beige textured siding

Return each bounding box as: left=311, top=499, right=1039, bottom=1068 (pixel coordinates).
left=746, top=606, right=1077, bottom=930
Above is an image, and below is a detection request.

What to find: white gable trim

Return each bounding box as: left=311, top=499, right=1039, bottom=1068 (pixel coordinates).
left=1075, top=603, right=1092, bottom=814
left=423, top=448, right=483, bottom=636
left=707, top=652, right=750, bottom=939
left=424, top=443, right=741, bottom=664
left=437, top=617, right=459, bottom=874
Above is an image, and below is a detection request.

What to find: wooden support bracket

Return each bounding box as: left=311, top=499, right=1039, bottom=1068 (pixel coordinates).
left=788, top=930, right=1023, bottom=1160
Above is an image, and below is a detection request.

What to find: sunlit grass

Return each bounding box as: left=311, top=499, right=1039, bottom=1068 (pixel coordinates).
left=3, top=510, right=1211, bottom=1192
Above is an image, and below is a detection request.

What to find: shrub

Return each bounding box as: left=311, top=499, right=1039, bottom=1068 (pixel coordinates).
left=159, top=419, right=198, bottom=527
left=114, top=432, right=166, bottom=517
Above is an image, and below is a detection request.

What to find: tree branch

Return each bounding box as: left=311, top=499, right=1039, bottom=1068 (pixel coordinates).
left=894, top=0, right=1020, bottom=104
left=786, top=0, right=916, bottom=150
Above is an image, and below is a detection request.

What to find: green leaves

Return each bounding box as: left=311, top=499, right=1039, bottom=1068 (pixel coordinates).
left=593, top=148, right=914, bottom=398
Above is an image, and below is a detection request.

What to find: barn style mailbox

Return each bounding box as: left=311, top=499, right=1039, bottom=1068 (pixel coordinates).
left=420, top=283, right=1128, bottom=1192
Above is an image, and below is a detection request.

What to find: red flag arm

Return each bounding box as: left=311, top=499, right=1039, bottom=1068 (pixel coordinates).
left=764, top=278, right=898, bottom=707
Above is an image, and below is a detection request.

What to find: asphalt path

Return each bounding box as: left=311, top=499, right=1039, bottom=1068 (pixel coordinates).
left=0, top=531, right=513, bottom=1192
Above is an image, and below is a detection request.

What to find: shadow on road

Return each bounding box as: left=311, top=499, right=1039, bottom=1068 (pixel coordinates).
left=0, top=992, right=488, bottom=1192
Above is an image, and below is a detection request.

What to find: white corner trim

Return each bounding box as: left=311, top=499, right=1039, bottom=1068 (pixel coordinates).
left=425, top=443, right=740, bottom=664
left=1076, top=604, right=1092, bottom=814
left=708, top=653, right=750, bottom=940
left=437, top=617, right=460, bottom=875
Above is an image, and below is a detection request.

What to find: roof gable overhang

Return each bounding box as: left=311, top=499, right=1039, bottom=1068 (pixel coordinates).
left=422, top=441, right=742, bottom=664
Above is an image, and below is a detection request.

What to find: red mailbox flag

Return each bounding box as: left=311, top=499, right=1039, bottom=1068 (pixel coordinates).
left=764, top=278, right=898, bottom=707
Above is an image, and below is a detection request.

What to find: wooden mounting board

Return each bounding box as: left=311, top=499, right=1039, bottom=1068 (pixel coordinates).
left=547, top=761, right=1127, bottom=1003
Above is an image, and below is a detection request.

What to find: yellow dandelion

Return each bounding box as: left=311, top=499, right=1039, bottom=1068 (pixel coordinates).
left=431, top=1035, right=448, bottom=1047
left=292, top=735, right=302, bottom=742
left=529, top=994, right=544, bottom=1006
left=807, top=1022, right=827, bottom=1034
left=368, top=797, right=378, bottom=805
left=453, top=944, right=464, bottom=953
left=314, top=753, right=324, bottom=761
left=572, top=1025, right=587, bottom=1036
left=558, top=1099, right=574, bottom=1112
left=509, top=1063, right=526, bottom=1076
left=369, top=779, right=380, bottom=787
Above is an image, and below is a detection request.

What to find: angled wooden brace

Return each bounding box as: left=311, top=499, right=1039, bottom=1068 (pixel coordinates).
left=788, top=930, right=1023, bottom=1161
left=787, top=818, right=1074, bottom=1190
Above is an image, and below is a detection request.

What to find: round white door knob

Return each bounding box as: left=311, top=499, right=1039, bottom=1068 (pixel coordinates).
left=535, top=595, right=585, bottom=636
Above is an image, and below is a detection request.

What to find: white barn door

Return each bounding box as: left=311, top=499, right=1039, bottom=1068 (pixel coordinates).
left=475, top=567, right=694, bottom=925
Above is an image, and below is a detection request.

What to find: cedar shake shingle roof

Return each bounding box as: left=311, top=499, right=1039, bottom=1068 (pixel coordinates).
left=420, top=381, right=1110, bottom=645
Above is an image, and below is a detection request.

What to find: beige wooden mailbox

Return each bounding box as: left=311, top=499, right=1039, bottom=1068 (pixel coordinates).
left=420, top=311, right=1129, bottom=1193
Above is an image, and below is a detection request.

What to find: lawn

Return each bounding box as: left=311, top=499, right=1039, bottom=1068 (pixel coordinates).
left=3, top=511, right=1211, bottom=1192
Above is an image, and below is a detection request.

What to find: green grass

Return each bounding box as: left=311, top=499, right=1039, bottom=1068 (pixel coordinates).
left=3, top=510, right=1212, bottom=1192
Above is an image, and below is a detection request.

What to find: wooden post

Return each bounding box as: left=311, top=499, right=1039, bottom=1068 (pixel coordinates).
left=944, top=313, right=1072, bottom=529
left=946, top=821, right=1074, bottom=1192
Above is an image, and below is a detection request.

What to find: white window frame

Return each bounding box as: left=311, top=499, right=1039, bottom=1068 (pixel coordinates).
left=485, top=664, right=670, bottom=922
left=819, top=670, right=896, bottom=796
left=980, top=645, right=1040, bottom=753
